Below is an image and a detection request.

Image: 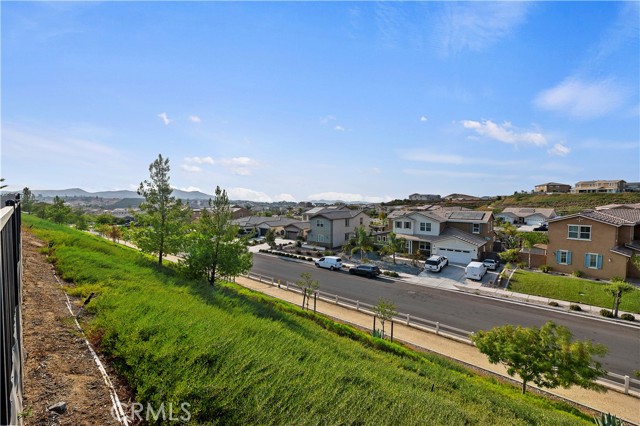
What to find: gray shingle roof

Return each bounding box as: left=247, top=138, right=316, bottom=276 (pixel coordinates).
left=550, top=209, right=640, bottom=226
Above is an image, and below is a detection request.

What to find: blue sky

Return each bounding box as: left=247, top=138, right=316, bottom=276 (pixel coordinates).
left=2, top=1, right=639, bottom=202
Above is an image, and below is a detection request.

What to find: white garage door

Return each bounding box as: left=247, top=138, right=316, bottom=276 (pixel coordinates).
left=436, top=247, right=474, bottom=264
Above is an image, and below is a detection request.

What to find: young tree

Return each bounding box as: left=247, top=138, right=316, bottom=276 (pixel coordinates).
left=604, top=279, right=636, bottom=318
left=379, top=232, right=405, bottom=264
left=373, top=298, right=397, bottom=339
left=498, top=248, right=520, bottom=264
left=265, top=228, right=276, bottom=249
left=107, top=225, right=122, bottom=243
left=472, top=321, right=607, bottom=394
left=343, top=226, right=374, bottom=260
left=183, top=186, right=252, bottom=286
left=133, top=154, right=190, bottom=265
left=46, top=196, right=72, bottom=224
left=22, top=187, right=35, bottom=213
left=495, top=222, right=520, bottom=249
left=296, top=272, right=319, bottom=310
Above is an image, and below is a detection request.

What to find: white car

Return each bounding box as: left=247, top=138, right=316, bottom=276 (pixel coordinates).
left=314, top=256, right=343, bottom=271
left=424, top=255, right=448, bottom=273
left=482, top=259, right=499, bottom=271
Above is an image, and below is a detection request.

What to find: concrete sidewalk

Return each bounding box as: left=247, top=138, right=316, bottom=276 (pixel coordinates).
left=235, top=275, right=640, bottom=425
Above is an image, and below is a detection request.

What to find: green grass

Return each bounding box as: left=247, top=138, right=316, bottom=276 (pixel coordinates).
left=508, top=270, right=640, bottom=313
left=23, top=214, right=594, bottom=425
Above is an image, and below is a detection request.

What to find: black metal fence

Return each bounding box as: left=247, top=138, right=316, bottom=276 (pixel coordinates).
left=1, top=195, right=23, bottom=425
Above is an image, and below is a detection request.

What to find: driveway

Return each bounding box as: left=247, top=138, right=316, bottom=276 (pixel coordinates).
left=410, top=263, right=503, bottom=290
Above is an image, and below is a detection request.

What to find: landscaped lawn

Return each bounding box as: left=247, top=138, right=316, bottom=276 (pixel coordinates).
left=508, top=270, right=640, bottom=314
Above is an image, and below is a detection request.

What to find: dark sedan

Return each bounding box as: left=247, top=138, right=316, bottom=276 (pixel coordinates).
left=348, top=264, right=382, bottom=278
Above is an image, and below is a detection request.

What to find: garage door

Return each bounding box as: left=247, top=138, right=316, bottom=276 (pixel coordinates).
left=436, top=247, right=474, bottom=264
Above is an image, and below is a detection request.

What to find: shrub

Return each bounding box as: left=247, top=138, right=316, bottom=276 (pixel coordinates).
left=517, top=262, right=526, bottom=269
left=572, top=270, right=584, bottom=278
left=569, top=304, right=582, bottom=311
left=621, top=313, right=635, bottom=322
left=382, top=271, right=399, bottom=278
left=600, top=309, right=614, bottom=318
left=539, top=265, right=551, bottom=273
left=295, top=249, right=302, bottom=254
left=548, top=301, right=559, bottom=307
left=306, top=257, right=313, bottom=261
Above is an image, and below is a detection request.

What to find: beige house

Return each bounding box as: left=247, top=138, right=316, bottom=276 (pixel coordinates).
left=386, top=207, right=495, bottom=264
left=534, top=182, right=571, bottom=193
left=572, top=180, right=626, bottom=193
left=496, top=207, right=556, bottom=226
left=306, top=206, right=371, bottom=249
left=547, top=208, right=640, bottom=280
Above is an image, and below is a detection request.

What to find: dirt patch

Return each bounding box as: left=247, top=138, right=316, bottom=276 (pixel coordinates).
left=20, top=230, right=131, bottom=425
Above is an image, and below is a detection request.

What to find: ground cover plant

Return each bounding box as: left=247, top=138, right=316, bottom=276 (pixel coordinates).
left=508, top=270, right=640, bottom=314
left=24, top=214, right=594, bottom=425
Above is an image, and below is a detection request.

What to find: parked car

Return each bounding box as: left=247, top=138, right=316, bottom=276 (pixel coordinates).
left=314, top=256, right=343, bottom=271
left=424, top=255, right=448, bottom=273
left=482, top=259, right=499, bottom=271
left=465, top=261, right=487, bottom=280
left=348, top=264, right=381, bottom=278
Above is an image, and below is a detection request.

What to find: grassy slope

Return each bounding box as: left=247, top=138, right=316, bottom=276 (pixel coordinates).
left=23, top=215, right=593, bottom=426
left=485, top=192, right=640, bottom=215
left=508, top=270, right=640, bottom=313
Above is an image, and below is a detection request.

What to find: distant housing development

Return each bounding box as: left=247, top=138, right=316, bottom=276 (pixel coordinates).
left=572, top=180, right=626, bottom=194
left=408, top=193, right=441, bottom=201
left=534, top=182, right=571, bottom=193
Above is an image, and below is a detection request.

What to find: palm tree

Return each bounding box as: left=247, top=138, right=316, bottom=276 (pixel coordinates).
left=344, top=226, right=374, bottom=260
left=379, top=232, right=405, bottom=264
left=604, top=279, right=636, bottom=317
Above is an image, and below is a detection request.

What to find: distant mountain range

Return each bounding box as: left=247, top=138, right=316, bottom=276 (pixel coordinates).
left=32, top=188, right=214, bottom=200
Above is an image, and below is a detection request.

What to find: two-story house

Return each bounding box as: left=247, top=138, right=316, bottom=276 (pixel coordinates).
left=534, top=182, right=571, bottom=193
left=386, top=208, right=495, bottom=264
left=306, top=206, right=371, bottom=249
left=546, top=208, right=640, bottom=280
left=572, top=180, right=626, bottom=193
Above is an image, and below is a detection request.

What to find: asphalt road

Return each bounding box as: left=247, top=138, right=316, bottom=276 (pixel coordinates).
left=251, top=254, right=640, bottom=378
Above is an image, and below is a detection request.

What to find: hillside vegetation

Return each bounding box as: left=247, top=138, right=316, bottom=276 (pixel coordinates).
left=23, top=214, right=593, bottom=425
left=487, top=192, right=640, bottom=215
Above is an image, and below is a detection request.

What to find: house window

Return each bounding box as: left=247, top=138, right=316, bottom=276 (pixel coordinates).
left=405, top=241, right=411, bottom=250
left=419, top=222, right=431, bottom=232
left=378, top=236, right=387, bottom=242
left=568, top=225, right=591, bottom=240
left=395, top=221, right=402, bottom=229
left=584, top=253, right=602, bottom=269
left=345, top=219, right=350, bottom=227
left=345, top=233, right=351, bottom=241
left=359, top=217, right=363, bottom=225
left=317, top=234, right=324, bottom=242
left=404, top=221, right=411, bottom=229
left=472, top=224, right=481, bottom=234
left=316, top=220, right=324, bottom=227
left=556, top=250, right=572, bottom=265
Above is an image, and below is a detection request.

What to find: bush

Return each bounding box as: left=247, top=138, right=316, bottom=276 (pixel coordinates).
left=306, top=257, right=313, bottom=261
left=517, top=262, right=526, bottom=269
left=548, top=301, right=559, bottom=307
left=621, top=313, right=635, bottom=321
left=600, top=309, right=614, bottom=318
left=539, top=265, right=551, bottom=273
left=382, top=271, right=399, bottom=278
left=569, top=304, right=582, bottom=311
left=572, top=270, right=584, bottom=278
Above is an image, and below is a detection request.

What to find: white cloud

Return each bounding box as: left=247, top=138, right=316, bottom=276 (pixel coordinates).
left=548, top=143, right=570, bottom=157
left=180, top=186, right=202, bottom=192
left=189, top=115, right=201, bottom=123
left=157, top=112, right=172, bottom=125
left=434, top=2, right=530, bottom=55
left=181, top=164, right=202, bottom=173
left=420, top=115, right=428, bottom=122
left=306, top=192, right=392, bottom=203
left=183, top=155, right=259, bottom=175
left=184, top=156, right=215, bottom=165
left=534, top=78, right=626, bottom=119
left=228, top=187, right=273, bottom=202
left=320, top=115, right=336, bottom=124
left=334, top=125, right=346, bottom=131
left=371, top=167, right=382, bottom=174
left=461, top=119, right=547, bottom=146
left=274, top=193, right=296, bottom=202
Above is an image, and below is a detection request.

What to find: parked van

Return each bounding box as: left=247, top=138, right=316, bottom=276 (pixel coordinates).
left=314, top=256, right=343, bottom=271
left=465, top=261, right=487, bottom=281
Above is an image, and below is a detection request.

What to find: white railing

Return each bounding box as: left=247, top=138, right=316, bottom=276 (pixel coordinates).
left=242, top=271, right=639, bottom=395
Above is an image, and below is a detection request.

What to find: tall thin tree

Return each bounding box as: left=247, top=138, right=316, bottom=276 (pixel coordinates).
left=134, top=154, right=189, bottom=265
